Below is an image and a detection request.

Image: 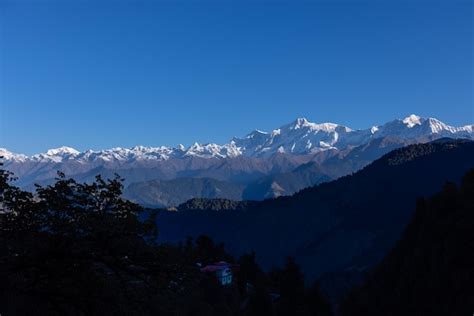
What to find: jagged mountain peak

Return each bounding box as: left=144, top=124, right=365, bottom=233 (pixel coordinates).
left=292, top=117, right=310, bottom=128
left=0, top=148, right=13, bottom=157
left=45, top=146, right=80, bottom=156
left=0, top=148, right=27, bottom=162
left=2, top=115, right=473, bottom=162
left=283, top=117, right=341, bottom=132
left=402, top=114, right=422, bottom=127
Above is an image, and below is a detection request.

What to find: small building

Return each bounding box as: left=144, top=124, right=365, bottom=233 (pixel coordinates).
left=200, top=261, right=238, bottom=286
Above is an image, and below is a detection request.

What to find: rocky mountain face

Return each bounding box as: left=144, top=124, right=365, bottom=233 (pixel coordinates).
left=1, top=115, right=472, bottom=206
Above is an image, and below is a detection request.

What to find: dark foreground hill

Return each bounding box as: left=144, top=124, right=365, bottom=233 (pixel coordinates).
left=0, top=163, right=334, bottom=315
left=156, top=140, right=474, bottom=299
left=340, top=169, right=474, bottom=316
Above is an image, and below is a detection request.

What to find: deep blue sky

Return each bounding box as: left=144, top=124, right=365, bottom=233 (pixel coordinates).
left=1, top=0, right=472, bottom=154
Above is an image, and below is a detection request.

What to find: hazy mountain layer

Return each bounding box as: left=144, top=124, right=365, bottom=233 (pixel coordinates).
left=1, top=115, right=472, bottom=206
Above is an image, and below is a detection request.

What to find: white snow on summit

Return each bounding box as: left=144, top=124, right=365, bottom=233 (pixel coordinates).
left=46, top=146, right=80, bottom=156
left=0, top=148, right=27, bottom=162
left=402, top=114, right=422, bottom=127
left=2, top=115, right=472, bottom=163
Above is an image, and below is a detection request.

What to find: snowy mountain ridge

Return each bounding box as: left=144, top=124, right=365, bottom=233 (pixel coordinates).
left=1, top=115, right=473, bottom=163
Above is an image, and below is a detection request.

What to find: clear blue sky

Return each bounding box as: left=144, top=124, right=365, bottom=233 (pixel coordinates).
left=1, top=0, right=472, bottom=154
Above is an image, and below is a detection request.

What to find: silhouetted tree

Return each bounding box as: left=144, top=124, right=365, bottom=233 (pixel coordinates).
left=237, top=251, right=261, bottom=294
left=275, top=257, right=306, bottom=315
left=0, top=171, right=172, bottom=314
left=304, top=282, right=333, bottom=316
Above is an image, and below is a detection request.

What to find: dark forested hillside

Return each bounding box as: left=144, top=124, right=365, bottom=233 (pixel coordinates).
left=157, top=140, right=474, bottom=299
left=177, top=197, right=257, bottom=211
left=0, top=163, right=334, bottom=315
left=340, top=169, right=474, bottom=316
left=318, top=136, right=416, bottom=178
left=242, top=162, right=331, bottom=200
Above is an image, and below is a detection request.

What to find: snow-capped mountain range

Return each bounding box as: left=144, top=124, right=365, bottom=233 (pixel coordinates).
left=1, top=115, right=473, bottom=163
left=1, top=114, right=473, bottom=206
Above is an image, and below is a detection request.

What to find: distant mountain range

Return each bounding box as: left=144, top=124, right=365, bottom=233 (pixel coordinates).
left=2, top=114, right=473, bottom=161
left=1, top=115, right=473, bottom=206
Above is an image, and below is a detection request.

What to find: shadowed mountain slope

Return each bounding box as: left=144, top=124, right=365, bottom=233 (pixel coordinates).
left=340, top=169, right=474, bottom=316
left=156, top=140, right=474, bottom=297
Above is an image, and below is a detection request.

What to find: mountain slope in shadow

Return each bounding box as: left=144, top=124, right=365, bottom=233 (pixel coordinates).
left=157, top=139, right=474, bottom=296
left=340, top=169, right=474, bottom=316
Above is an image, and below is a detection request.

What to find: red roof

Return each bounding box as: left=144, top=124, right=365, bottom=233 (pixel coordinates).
left=200, top=261, right=239, bottom=273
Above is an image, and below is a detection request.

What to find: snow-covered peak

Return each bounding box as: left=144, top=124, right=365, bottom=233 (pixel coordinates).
left=46, top=146, right=80, bottom=156
left=246, top=129, right=268, bottom=138
left=231, top=119, right=348, bottom=156
left=183, top=142, right=241, bottom=158
left=282, top=118, right=345, bottom=134
left=311, top=122, right=340, bottom=132
left=425, top=117, right=451, bottom=134
left=0, top=148, right=14, bottom=158
left=292, top=117, right=310, bottom=129
left=370, top=126, right=379, bottom=134
left=460, top=124, right=473, bottom=132
left=28, top=146, right=81, bottom=162
left=286, top=118, right=328, bottom=131
left=0, top=148, right=27, bottom=162
left=402, top=114, right=422, bottom=128
left=373, top=114, right=474, bottom=141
